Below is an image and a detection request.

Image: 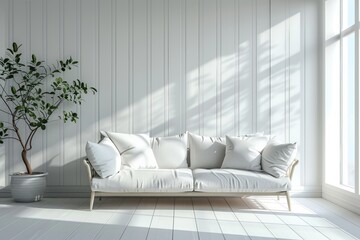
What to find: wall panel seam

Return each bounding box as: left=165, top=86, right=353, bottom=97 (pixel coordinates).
left=269, top=0, right=272, bottom=136
left=253, top=0, right=257, bottom=133
left=148, top=0, right=152, bottom=135
left=60, top=0, right=64, bottom=185
left=303, top=0, right=307, bottom=186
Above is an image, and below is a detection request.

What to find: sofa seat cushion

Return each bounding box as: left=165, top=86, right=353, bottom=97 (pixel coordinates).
left=193, top=169, right=291, bottom=192
left=92, top=169, right=193, bottom=192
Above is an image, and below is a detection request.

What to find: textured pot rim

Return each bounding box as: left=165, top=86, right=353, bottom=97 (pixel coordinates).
left=10, top=172, right=48, bottom=177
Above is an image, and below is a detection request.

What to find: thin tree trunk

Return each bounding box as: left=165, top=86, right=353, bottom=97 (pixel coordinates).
left=21, top=149, right=32, bottom=174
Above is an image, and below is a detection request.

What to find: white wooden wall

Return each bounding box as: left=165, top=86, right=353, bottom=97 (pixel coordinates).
left=0, top=0, right=321, bottom=196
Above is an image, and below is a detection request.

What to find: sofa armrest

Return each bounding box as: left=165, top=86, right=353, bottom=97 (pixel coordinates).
left=83, top=159, right=96, bottom=183
left=287, top=159, right=299, bottom=180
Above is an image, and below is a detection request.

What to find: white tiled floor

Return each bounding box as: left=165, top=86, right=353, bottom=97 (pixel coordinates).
left=0, top=197, right=359, bottom=240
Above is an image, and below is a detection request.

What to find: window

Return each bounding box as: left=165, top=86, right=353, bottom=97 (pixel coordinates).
left=325, top=0, right=358, bottom=191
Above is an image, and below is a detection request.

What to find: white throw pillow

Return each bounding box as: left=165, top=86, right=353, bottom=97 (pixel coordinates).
left=151, top=133, right=188, bottom=169
left=261, top=140, right=297, bottom=178
left=221, top=135, right=270, bottom=171
left=188, top=132, right=226, bottom=169
left=106, top=132, right=158, bottom=169
left=85, top=137, right=121, bottom=178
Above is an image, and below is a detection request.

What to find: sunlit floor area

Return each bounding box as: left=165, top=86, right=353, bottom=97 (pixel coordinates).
left=0, top=197, right=359, bottom=240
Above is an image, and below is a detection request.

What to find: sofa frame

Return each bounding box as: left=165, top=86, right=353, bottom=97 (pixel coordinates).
left=83, top=159, right=299, bottom=211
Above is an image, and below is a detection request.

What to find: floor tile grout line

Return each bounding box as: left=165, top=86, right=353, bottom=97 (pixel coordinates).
left=144, top=197, right=159, bottom=240
left=118, top=197, right=142, bottom=240
left=289, top=198, right=333, bottom=240
left=31, top=198, right=89, bottom=240
left=92, top=198, right=126, bottom=240
left=42, top=198, right=89, bottom=240
left=255, top=197, right=311, bottom=240
left=262, top=197, right=332, bottom=240
left=308, top=198, right=360, bottom=230
left=6, top=216, right=41, bottom=240
left=268, top=199, right=320, bottom=240
left=191, top=197, right=201, bottom=240
left=172, top=198, right=175, bottom=240
left=301, top=198, right=360, bottom=239
left=64, top=198, right=112, bottom=240
left=207, top=197, right=229, bottom=240
left=224, top=197, right=254, bottom=239
left=1, top=197, right=359, bottom=239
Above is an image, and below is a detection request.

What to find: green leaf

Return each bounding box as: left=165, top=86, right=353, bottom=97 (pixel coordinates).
left=12, top=42, right=18, bottom=52
left=7, top=48, right=13, bottom=54
left=11, top=86, right=16, bottom=94
left=41, top=125, right=46, bottom=130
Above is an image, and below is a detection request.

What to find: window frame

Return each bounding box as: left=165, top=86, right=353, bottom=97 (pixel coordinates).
left=326, top=0, right=359, bottom=192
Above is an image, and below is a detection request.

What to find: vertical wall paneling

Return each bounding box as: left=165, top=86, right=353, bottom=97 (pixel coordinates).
left=186, top=0, right=200, bottom=134
left=202, top=0, right=217, bottom=137
left=111, top=0, right=116, bottom=132
left=216, top=0, right=221, bottom=136
left=199, top=0, right=203, bottom=135
left=80, top=0, right=97, bottom=185
left=234, top=0, right=239, bottom=136
left=59, top=0, right=64, bottom=185
left=256, top=0, right=271, bottom=134
left=63, top=0, right=79, bottom=185
left=30, top=0, right=44, bottom=174
left=129, top=0, right=134, bottom=134
left=285, top=0, right=290, bottom=143
left=151, top=0, right=166, bottom=136
left=45, top=0, right=61, bottom=185
left=42, top=0, right=47, bottom=179
left=0, top=0, right=9, bottom=187
left=75, top=0, right=81, bottom=185
left=289, top=0, right=305, bottom=187
left=0, top=0, right=321, bottom=196
left=239, top=0, right=253, bottom=134
left=168, top=0, right=183, bottom=135
left=115, top=0, right=130, bottom=133
left=133, top=0, right=148, bottom=134
left=147, top=0, right=152, bottom=136
left=305, top=0, right=320, bottom=186
left=270, top=0, right=287, bottom=142
left=164, top=0, right=169, bottom=136
left=12, top=0, right=27, bottom=175
left=252, top=0, right=258, bottom=134
left=220, top=0, right=236, bottom=136
left=99, top=0, right=113, bottom=132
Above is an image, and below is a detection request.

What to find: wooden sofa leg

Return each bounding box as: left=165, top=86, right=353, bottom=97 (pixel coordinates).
left=285, top=191, right=291, bottom=211
left=90, top=191, right=95, bottom=211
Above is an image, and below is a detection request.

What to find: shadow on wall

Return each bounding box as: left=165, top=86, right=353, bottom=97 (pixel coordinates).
left=0, top=6, right=305, bottom=190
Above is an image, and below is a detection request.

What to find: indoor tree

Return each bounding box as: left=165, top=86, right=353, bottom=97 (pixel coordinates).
left=0, top=42, right=97, bottom=175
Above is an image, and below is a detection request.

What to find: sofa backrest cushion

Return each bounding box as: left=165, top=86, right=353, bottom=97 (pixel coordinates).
left=261, top=140, right=297, bottom=178
left=221, top=135, right=270, bottom=171
left=86, top=137, right=121, bottom=178
left=106, top=132, right=158, bottom=169
left=188, top=132, right=226, bottom=169
left=151, top=133, right=188, bottom=169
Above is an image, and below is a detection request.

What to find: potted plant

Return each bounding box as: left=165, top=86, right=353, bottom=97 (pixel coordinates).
left=0, top=42, right=96, bottom=202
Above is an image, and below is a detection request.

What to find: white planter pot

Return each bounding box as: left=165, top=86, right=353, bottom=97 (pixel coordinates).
left=10, top=172, right=48, bottom=202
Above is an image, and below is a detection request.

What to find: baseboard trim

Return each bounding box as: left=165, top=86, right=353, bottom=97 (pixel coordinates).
left=322, top=184, right=360, bottom=215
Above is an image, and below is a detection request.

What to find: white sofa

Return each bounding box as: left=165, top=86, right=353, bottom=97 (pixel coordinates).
left=83, top=132, right=299, bottom=211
